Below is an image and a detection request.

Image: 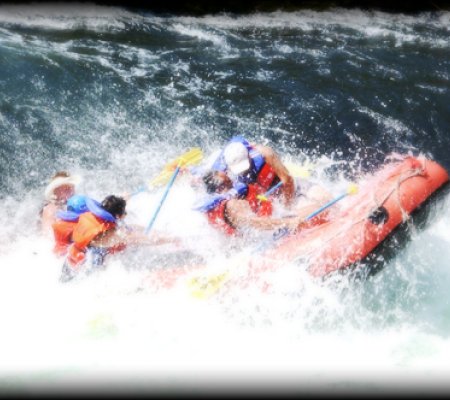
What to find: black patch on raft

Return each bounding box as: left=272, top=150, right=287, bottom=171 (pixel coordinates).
left=368, top=206, right=389, bottom=225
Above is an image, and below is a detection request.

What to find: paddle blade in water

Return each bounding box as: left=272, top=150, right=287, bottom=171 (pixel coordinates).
left=187, top=271, right=230, bottom=299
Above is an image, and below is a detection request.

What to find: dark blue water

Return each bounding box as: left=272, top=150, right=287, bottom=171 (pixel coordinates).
left=1, top=6, right=449, bottom=197
left=0, top=4, right=449, bottom=394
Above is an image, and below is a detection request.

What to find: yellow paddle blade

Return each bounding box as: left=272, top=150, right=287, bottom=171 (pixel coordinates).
left=187, top=271, right=229, bottom=300
left=149, top=148, right=203, bottom=187
left=285, top=161, right=313, bottom=178
left=347, top=183, right=359, bottom=195
left=256, top=194, right=268, bottom=202
left=176, top=147, right=203, bottom=167
left=86, top=313, right=118, bottom=339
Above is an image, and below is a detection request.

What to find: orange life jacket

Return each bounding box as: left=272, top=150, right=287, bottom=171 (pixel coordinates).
left=66, top=212, right=116, bottom=269
left=206, top=184, right=273, bottom=236
left=52, top=219, right=78, bottom=257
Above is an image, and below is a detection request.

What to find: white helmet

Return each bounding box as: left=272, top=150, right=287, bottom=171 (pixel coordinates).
left=223, top=142, right=250, bottom=175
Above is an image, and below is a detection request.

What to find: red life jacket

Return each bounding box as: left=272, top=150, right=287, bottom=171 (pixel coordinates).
left=66, top=212, right=116, bottom=269
left=207, top=200, right=237, bottom=235
left=255, top=162, right=279, bottom=191
left=246, top=184, right=273, bottom=217
left=52, top=219, right=78, bottom=257
left=206, top=184, right=273, bottom=236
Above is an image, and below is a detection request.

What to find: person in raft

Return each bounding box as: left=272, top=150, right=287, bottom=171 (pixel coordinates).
left=40, top=171, right=81, bottom=235
left=196, top=171, right=312, bottom=237
left=210, top=136, right=296, bottom=207
left=60, top=195, right=179, bottom=282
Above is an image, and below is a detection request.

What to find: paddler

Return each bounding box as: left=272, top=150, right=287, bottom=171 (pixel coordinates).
left=40, top=171, right=81, bottom=235
left=196, top=172, right=312, bottom=237
left=61, top=195, right=179, bottom=282
left=211, top=136, right=296, bottom=207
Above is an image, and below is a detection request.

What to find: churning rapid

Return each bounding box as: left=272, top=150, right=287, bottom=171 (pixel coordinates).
left=0, top=3, right=450, bottom=394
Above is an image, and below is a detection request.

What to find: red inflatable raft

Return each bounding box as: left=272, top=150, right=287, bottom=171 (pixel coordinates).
left=142, top=155, right=449, bottom=298
left=249, top=155, right=449, bottom=278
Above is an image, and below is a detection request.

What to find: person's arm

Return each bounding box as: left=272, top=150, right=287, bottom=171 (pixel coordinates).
left=225, top=199, right=302, bottom=232
left=255, top=145, right=295, bottom=207
left=90, top=225, right=181, bottom=248
left=123, top=225, right=181, bottom=246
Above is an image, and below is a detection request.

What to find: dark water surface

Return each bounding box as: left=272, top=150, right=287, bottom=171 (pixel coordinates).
left=0, top=4, right=449, bottom=195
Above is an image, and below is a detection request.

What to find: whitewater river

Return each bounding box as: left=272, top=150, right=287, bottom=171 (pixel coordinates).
left=0, top=3, right=449, bottom=395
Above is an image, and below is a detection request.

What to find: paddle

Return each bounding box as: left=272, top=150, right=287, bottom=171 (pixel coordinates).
left=150, top=147, right=203, bottom=188
left=284, top=160, right=314, bottom=179
left=255, top=160, right=314, bottom=202
left=304, top=183, right=359, bottom=221
left=256, top=181, right=283, bottom=202
left=144, top=148, right=203, bottom=235
left=130, top=148, right=203, bottom=198
left=266, top=183, right=359, bottom=244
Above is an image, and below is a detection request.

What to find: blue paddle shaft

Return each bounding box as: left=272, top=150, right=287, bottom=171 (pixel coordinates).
left=304, top=192, right=347, bottom=221
left=269, top=191, right=349, bottom=245
left=145, top=166, right=181, bottom=234
left=264, top=181, right=283, bottom=197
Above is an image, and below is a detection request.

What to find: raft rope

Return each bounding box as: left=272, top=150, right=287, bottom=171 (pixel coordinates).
left=372, top=159, right=426, bottom=223
left=270, top=159, right=427, bottom=267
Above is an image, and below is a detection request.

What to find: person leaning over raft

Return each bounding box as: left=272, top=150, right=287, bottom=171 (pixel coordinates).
left=40, top=171, right=81, bottom=235
left=61, top=195, right=179, bottom=282
left=197, top=171, right=310, bottom=237
left=211, top=136, right=296, bottom=207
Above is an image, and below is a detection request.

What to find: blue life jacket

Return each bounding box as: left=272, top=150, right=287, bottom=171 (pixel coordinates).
left=85, top=198, right=116, bottom=222
left=56, top=195, right=90, bottom=222
left=193, top=182, right=248, bottom=213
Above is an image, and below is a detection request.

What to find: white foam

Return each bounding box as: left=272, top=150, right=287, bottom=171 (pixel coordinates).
left=0, top=3, right=135, bottom=32
left=1, top=173, right=450, bottom=388
left=172, top=23, right=231, bottom=52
